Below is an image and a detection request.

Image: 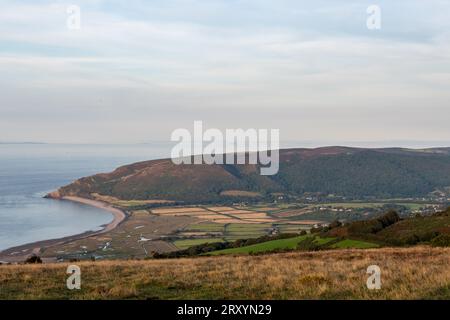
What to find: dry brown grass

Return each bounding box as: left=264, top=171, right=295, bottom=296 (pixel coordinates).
left=229, top=213, right=269, bottom=219
left=246, top=218, right=278, bottom=223
left=195, top=214, right=228, bottom=220
left=161, top=211, right=213, bottom=216
left=213, top=218, right=246, bottom=224
left=91, top=193, right=175, bottom=206
left=219, top=210, right=255, bottom=214
left=151, top=207, right=208, bottom=214
left=1, top=246, right=449, bottom=300
left=206, top=206, right=235, bottom=211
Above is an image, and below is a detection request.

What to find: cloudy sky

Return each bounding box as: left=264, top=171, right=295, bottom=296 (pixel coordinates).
left=1, top=0, right=449, bottom=145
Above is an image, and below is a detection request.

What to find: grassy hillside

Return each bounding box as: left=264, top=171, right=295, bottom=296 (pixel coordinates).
left=205, top=236, right=378, bottom=255
left=331, top=239, right=379, bottom=249
left=206, top=235, right=310, bottom=255
left=51, top=147, right=450, bottom=203
left=326, top=208, right=450, bottom=246
left=180, top=208, right=450, bottom=257
left=1, top=247, right=448, bottom=299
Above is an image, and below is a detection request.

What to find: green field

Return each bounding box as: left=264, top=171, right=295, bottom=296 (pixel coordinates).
left=224, top=223, right=271, bottom=239
left=206, top=235, right=310, bottom=255
left=187, top=223, right=226, bottom=232
left=173, top=238, right=224, bottom=249
left=313, top=237, right=336, bottom=245
left=205, top=235, right=382, bottom=255
left=395, top=203, right=429, bottom=211
left=331, top=239, right=379, bottom=249
left=276, top=223, right=310, bottom=233
left=175, top=223, right=275, bottom=248
left=183, top=222, right=272, bottom=239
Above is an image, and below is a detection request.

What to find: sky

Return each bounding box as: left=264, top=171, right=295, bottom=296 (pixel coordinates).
left=0, top=0, right=450, bottom=146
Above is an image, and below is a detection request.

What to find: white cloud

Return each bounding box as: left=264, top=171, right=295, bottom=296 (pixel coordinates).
left=0, top=0, right=449, bottom=144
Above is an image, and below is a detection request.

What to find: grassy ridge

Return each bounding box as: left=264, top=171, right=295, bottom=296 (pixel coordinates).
left=201, top=208, right=448, bottom=256
left=326, top=209, right=450, bottom=246
left=332, top=239, right=379, bottom=249
left=55, top=147, right=450, bottom=202
left=1, top=247, right=449, bottom=299
left=167, top=209, right=450, bottom=257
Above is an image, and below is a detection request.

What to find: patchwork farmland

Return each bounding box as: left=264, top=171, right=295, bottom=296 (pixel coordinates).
left=150, top=205, right=317, bottom=249
left=21, top=202, right=324, bottom=261
left=8, top=199, right=444, bottom=262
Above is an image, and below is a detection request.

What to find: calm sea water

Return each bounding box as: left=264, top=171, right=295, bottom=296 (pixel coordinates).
left=0, top=143, right=170, bottom=251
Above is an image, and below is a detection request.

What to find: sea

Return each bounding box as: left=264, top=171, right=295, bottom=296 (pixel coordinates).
left=0, top=143, right=171, bottom=251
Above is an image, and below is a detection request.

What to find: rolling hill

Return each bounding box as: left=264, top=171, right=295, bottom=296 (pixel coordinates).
left=48, top=146, right=450, bottom=203
left=325, top=208, right=450, bottom=246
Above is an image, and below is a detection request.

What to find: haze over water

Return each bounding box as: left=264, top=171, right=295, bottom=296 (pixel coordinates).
left=0, top=143, right=170, bottom=252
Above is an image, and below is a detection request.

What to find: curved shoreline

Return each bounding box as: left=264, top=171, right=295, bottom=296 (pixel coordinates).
left=60, top=196, right=126, bottom=233
left=0, top=196, right=127, bottom=263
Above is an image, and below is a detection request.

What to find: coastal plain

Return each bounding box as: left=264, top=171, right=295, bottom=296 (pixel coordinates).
left=0, top=194, right=444, bottom=262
